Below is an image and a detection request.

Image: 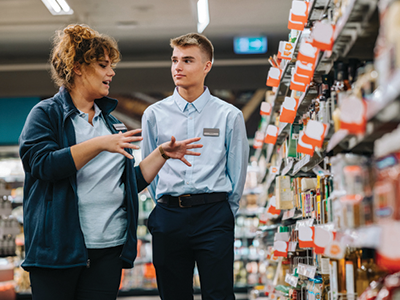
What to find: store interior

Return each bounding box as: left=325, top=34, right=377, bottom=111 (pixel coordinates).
left=2, top=0, right=400, bottom=299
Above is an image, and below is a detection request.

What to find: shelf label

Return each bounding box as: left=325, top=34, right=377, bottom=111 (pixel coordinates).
left=299, top=225, right=315, bottom=248
left=278, top=41, right=295, bottom=60
left=266, top=67, right=282, bottom=87
left=297, top=131, right=315, bottom=156
left=310, top=21, right=335, bottom=51
left=279, top=97, right=299, bottom=123
left=303, top=120, right=328, bottom=148
left=285, top=273, right=299, bottom=287
left=265, top=125, right=278, bottom=145
left=288, top=9, right=305, bottom=31
left=295, top=60, right=314, bottom=78
left=340, top=95, right=367, bottom=134
left=282, top=208, right=296, bottom=220
left=274, top=240, right=289, bottom=257
left=297, top=263, right=317, bottom=278
left=296, top=218, right=315, bottom=229
left=297, top=40, right=319, bottom=65
left=260, top=102, right=272, bottom=116
left=291, top=0, right=310, bottom=24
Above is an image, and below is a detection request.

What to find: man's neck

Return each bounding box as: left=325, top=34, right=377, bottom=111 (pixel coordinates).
left=177, top=85, right=205, bottom=103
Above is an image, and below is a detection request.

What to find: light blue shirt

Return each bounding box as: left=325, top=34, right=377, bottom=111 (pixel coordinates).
left=71, top=104, right=127, bottom=248
left=141, top=87, right=249, bottom=215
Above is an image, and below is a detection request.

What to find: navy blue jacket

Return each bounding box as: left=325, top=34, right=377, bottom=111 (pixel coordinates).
left=19, top=87, right=148, bottom=269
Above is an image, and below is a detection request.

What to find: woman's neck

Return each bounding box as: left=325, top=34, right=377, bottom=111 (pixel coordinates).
left=69, top=88, right=95, bottom=114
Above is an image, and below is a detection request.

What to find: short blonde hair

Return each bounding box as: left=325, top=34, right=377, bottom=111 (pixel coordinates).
left=170, top=33, right=214, bottom=62
left=50, top=24, right=120, bottom=90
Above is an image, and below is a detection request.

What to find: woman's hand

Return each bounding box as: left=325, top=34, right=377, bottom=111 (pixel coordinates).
left=161, top=136, right=203, bottom=166
left=103, top=129, right=143, bottom=159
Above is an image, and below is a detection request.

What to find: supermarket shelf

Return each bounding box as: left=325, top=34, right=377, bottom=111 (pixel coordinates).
left=270, top=31, right=305, bottom=115
left=327, top=78, right=400, bottom=154
left=291, top=152, right=324, bottom=176
left=318, top=0, right=379, bottom=74
left=308, top=0, right=331, bottom=21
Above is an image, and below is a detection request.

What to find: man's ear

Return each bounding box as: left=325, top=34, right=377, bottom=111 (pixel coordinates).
left=204, top=61, right=212, bottom=74
left=73, top=62, right=82, bottom=76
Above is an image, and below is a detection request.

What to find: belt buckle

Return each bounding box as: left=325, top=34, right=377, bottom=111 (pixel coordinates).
left=178, top=194, right=191, bottom=208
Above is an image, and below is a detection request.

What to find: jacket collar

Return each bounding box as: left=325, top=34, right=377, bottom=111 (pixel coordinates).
left=56, top=86, right=118, bottom=121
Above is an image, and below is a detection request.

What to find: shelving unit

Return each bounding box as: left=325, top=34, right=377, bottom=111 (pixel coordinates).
left=249, top=0, right=400, bottom=299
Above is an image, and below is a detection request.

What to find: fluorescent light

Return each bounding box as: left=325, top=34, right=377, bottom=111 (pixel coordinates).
left=197, top=0, right=209, bottom=33
left=41, top=0, right=74, bottom=15
left=56, top=0, right=71, bottom=13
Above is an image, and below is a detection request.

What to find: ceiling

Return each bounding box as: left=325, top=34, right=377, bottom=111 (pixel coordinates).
left=0, top=0, right=293, bottom=138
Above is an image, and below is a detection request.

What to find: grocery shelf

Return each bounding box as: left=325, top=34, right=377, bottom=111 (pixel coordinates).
left=308, top=0, right=331, bottom=21
left=326, top=72, right=400, bottom=154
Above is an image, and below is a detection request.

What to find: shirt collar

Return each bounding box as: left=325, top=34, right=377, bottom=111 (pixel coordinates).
left=173, top=87, right=211, bottom=113
left=77, top=103, right=102, bottom=118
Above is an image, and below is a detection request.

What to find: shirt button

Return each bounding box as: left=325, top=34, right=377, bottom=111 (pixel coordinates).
left=186, top=182, right=189, bottom=185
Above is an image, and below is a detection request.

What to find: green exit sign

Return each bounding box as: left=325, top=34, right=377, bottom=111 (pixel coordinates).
left=234, top=36, right=268, bottom=54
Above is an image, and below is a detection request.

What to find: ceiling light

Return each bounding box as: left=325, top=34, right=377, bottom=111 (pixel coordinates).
left=197, top=0, right=209, bottom=33
left=41, top=0, right=74, bottom=15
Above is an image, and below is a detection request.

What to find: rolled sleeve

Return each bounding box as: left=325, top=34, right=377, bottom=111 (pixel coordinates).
left=134, top=165, right=149, bottom=193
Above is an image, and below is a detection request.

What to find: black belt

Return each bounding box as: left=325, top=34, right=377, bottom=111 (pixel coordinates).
left=158, top=192, right=227, bottom=208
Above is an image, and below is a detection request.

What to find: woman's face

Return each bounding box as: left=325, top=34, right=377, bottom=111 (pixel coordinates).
left=79, top=53, right=115, bottom=99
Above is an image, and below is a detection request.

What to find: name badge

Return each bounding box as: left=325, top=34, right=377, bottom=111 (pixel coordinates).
left=203, top=128, right=219, bottom=137
left=113, top=123, right=127, bottom=131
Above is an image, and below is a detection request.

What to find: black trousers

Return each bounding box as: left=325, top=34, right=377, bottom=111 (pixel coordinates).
left=28, top=245, right=123, bottom=300
left=147, top=198, right=235, bottom=300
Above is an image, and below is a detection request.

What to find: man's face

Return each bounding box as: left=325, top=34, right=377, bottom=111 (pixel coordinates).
left=171, top=45, right=211, bottom=90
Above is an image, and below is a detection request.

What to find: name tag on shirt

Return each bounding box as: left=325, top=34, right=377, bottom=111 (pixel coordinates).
left=113, top=123, right=127, bottom=131
left=203, top=128, right=219, bottom=137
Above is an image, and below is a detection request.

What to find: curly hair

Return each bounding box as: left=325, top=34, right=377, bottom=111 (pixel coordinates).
left=50, top=24, right=120, bottom=90
left=170, top=33, right=214, bottom=62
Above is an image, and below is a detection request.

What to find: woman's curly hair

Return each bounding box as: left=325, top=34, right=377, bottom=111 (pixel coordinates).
left=50, top=24, right=120, bottom=90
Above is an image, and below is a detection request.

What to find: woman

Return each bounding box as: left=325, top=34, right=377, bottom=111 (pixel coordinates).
left=19, top=24, right=202, bottom=300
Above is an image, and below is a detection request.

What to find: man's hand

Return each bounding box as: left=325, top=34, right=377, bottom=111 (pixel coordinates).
left=161, top=136, right=203, bottom=166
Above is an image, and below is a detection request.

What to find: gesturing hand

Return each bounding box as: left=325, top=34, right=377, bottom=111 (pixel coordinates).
left=104, top=129, right=143, bottom=159
left=161, top=136, right=203, bottom=166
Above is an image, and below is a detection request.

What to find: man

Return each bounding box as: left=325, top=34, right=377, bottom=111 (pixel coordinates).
left=141, top=33, right=249, bottom=300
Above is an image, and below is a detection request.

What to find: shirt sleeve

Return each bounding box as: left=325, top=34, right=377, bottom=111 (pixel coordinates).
left=141, top=107, right=158, bottom=201
left=226, top=111, right=249, bottom=216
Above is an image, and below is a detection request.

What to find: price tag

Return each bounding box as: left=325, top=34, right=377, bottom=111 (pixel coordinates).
left=296, top=218, right=315, bottom=230
left=285, top=273, right=299, bottom=287
left=297, top=263, right=317, bottom=278
left=282, top=208, right=296, bottom=220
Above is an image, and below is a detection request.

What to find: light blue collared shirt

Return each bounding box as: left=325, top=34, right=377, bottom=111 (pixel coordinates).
left=71, top=104, right=127, bottom=248
left=141, top=87, right=249, bottom=215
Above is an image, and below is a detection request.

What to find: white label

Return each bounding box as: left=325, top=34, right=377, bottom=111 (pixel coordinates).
left=285, top=273, right=299, bottom=287
left=321, top=258, right=330, bottom=275
left=346, top=262, right=355, bottom=300
left=298, top=263, right=317, bottom=278
left=329, top=261, right=338, bottom=300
